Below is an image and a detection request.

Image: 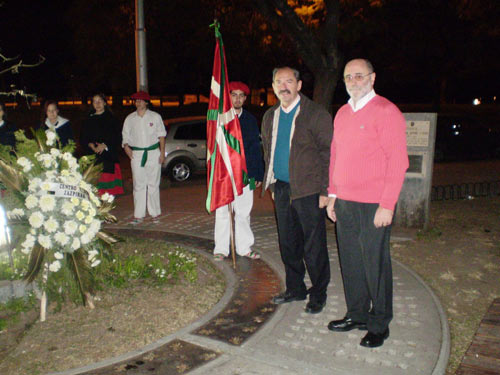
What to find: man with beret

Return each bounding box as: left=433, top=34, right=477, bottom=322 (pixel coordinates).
left=213, top=81, right=264, bottom=261
left=122, top=91, right=166, bottom=225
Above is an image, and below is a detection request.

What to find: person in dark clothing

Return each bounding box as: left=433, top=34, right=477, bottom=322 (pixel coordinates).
left=40, top=100, right=74, bottom=146
left=80, top=93, right=124, bottom=196
left=261, top=67, right=333, bottom=314
left=213, top=81, right=264, bottom=261
left=0, top=102, right=17, bottom=148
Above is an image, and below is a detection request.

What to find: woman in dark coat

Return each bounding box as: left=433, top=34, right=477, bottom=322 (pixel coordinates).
left=80, top=93, right=124, bottom=196
left=0, top=102, right=18, bottom=148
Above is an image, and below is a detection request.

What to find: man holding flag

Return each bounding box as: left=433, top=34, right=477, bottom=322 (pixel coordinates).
left=213, top=82, right=264, bottom=261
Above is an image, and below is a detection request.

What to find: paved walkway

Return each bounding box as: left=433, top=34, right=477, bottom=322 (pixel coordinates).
left=65, top=180, right=449, bottom=375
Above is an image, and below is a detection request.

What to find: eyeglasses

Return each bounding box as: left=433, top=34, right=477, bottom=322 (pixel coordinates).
left=343, top=72, right=373, bottom=83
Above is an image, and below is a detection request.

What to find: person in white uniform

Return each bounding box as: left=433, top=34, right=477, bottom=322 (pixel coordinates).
left=122, top=91, right=166, bottom=224
left=213, top=82, right=264, bottom=261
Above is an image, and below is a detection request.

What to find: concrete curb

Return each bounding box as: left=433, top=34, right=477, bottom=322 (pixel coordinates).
left=393, top=259, right=451, bottom=375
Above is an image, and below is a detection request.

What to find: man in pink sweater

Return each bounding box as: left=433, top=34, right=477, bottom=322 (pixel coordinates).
left=326, top=59, right=409, bottom=348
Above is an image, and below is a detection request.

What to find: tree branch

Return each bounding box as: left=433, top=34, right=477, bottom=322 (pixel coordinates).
left=0, top=54, right=45, bottom=75
left=254, top=0, right=324, bottom=71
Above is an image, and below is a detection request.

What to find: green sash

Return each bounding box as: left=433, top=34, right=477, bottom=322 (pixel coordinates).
left=130, top=142, right=160, bottom=167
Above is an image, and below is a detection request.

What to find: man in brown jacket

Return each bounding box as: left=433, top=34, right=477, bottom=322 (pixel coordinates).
left=261, top=66, right=333, bottom=314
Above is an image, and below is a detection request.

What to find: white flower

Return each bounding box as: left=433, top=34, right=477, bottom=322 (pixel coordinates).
left=17, top=157, right=33, bottom=171
left=21, top=234, right=35, bottom=253
left=50, top=148, right=61, bottom=157
left=28, top=178, right=42, bottom=192
left=43, top=217, right=58, bottom=233
left=39, top=195, right=56, bottom=212
left=81, top=232, right=92, bottom=245
left=75, top=210, right=85, bottom=221
left=64, top=220, right=78, bottom=235
left=61, top=169, right=70, bottom=177
left=38, top=234, right=52, bottom=249
left=81, top=199, right=91, bottom=211
left=90, top=219, right=101, bottom=233
left=54, top=251, right=64, bottom=260
left=62, top=152, right=73, bottom=161
left=17, top=157, right=29, bottom=166
left=88, top=207, right=96, bottom=217
left=91, top=259, right=101, bottom=268
left=79, top=224, right=87, bottom=234
left=88, top=250, right=99, bottom=261
left=46, top=131, right=57, bottom=146
left=71, top=238, right=81, bottom=251
left=25, top=195, right=38, bottom=209
left=43, top=157, right=52, bottom=168
left=61, top=201, right=75, bottom=215
left=101, top=193, right=115, bottom=203
left=40, top=181, right=51, bottom=191
left=84, top=215, right=93, bottom=224
left=71, top=197, right=80, bottom=206
left=68, top=158, right=78, bottom=170
left=49, top=261, right=61, bottom=272
left=28, top=212, right=44, bottom=228
left=54, top=232, right=69, bottom=246
left=21, top=246, right=31, bottom=255
left=22, top=162, right=33, bottom=172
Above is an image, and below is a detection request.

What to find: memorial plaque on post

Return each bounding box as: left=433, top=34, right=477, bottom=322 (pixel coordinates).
left=394, top=113, right=437, bottom=229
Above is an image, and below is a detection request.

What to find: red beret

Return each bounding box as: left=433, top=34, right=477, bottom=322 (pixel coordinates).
left=131, top=91, right=151, bottom=101
left=229, top=81, right=250, bottom=96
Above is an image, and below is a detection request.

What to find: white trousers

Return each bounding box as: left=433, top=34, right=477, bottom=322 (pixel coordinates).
left=214, top=185, right=254, bottom=256
left=131, top=149, right=162, bottom=219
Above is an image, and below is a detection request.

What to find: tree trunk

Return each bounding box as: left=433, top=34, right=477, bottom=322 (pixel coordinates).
left=312, top=68, right=340, bottom=113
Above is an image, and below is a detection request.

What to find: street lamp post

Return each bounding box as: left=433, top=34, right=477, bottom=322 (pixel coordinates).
left=135, top=0, right=148, bottom=91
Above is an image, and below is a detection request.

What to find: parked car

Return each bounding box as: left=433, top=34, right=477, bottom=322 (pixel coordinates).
left=434, top=115, right=500, bottom=162
left=162, top=116, right=207, bottom=181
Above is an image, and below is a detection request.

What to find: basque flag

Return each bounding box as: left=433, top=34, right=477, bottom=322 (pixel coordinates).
left=206, top=22, right=248, bottom=213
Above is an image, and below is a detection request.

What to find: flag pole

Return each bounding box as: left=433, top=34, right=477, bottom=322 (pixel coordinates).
left=228, top=203, right=237, bottom=269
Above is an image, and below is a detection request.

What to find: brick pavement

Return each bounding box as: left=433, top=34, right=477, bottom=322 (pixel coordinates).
left=62, top=181, right=449, bottom=375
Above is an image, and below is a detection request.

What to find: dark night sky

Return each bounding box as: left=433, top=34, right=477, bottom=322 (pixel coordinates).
left=0, top=0, right=499, bottom=105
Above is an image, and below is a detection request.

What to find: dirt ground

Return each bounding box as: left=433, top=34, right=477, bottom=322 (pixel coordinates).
left=391, top=195, right=500, bottom=374
left=0, top=251, right=225, bottom=375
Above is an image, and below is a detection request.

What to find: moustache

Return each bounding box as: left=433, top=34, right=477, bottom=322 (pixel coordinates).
left=279, top=89, right=291, bottom=95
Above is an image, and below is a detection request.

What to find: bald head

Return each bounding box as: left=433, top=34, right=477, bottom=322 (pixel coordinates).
left=343, top=59, right=376, bottom=104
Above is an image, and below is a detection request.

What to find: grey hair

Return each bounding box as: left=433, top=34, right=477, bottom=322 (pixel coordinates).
left=363, top=59, right=374, bottom=73
left=272, top=67, right=300, bottom=82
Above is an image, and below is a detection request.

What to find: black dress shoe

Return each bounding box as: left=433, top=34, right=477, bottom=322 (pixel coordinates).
left=360, top=329, right=390, bottom=348
left=327, top=317, right=367, bottom=332
left=271, top=291, right=307, bottom=305
left=305, top=300, right=326, bottom=314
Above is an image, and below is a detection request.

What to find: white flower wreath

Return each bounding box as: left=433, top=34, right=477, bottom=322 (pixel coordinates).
left=0, top=128, right=118, bottom=317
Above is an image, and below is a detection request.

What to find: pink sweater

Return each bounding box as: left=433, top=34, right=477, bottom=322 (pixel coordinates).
left=328, top=95, right=409, bottom=210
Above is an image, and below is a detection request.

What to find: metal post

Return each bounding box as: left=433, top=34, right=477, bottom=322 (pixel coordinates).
left=135, top=0, right=148, bottom=91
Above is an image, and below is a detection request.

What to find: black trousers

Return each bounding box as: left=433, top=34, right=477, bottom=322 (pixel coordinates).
left=335, top=198, right=393, bottom=334
left=274, top=180, right=330, bottom=303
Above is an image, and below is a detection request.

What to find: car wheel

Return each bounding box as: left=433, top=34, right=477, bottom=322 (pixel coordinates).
left=168, top=158, right=193, bottom=182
